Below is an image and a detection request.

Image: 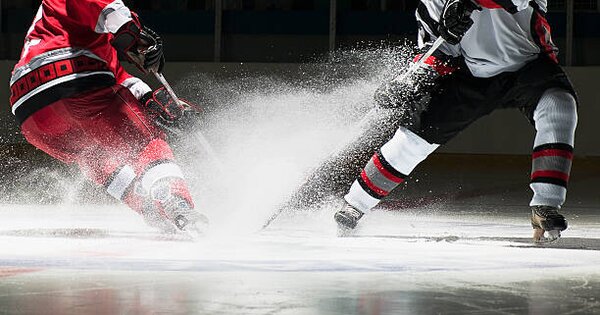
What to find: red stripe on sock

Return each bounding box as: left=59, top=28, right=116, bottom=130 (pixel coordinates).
left=360, top=170, right=389, bottom=197
left=531, top=170, right=570, bottom=181
left=372, top=154, right=404, bottom=184
left=532, top=149, right=573, bottom=160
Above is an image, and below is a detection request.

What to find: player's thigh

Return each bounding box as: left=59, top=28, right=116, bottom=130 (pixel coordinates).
left=82, top=86, right=163, bottom=159
left=76, top=86, right=174, bottom=182
left=407, top=78, right=495, bottom=145
left=20, top=101, right=81, bottom=163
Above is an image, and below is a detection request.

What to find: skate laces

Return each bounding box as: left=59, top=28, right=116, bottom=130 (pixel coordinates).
left=532, top=206, right=563, bottom=220
left=163, top=195, right=197, bottom=217
left=343, top=204, right=364, bottom=219
left=149, top=181, right=199, bottom=228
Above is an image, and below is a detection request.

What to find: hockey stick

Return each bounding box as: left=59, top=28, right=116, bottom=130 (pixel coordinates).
left=391, top=36, right=445, bottom=84
left=153, top=72, right=225, bottom=173
left=260, top=37, right=447, bottom=231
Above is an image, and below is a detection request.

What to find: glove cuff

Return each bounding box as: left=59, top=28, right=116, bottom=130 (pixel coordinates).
left=140, top=91, right=154, bottom=106
left=111, top=20, right=142, bottom=60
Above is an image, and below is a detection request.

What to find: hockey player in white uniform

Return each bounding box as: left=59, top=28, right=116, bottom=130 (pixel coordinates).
left=334, top=0, right=578, bottom=242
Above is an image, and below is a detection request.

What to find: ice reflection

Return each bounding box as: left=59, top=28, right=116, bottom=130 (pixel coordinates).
left=2, top=271, right=600, bottom=314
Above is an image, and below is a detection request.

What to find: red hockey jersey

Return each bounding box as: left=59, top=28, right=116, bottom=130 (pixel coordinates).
left=9, top=0, right=151, bottom=124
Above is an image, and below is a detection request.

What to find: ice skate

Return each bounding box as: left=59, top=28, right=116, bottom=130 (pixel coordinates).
left=143, top=196, right=209, bottom=236
left=163, top=196, right=208, bottom=232
left=531, top=205, right=567, bottom=243
left=143, top=181, right=209, bottom=236
left=334, top=202, right=364, bottom=235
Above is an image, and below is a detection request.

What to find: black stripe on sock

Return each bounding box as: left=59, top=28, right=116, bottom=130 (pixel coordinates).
left=533, top=143, right=574, bottom=153
left=531, top=177, right=568, bottom=188
left=376, top=150, right=408, bottom=179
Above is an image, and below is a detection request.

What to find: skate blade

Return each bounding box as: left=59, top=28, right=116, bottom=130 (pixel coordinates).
left=337, top=226, right=354, bottom=237
left=533, top=228, right=561, bottom=244
left=173, top=213, right=209, bottom=239
left=182, top=222, right=207, bottom=240
left=336, top=221, right=361, bottom=237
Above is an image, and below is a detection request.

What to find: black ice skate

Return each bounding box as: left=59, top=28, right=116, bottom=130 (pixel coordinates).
left=334, top=202, right=364, bottom=230
left=531, top=205, right=568, bottom=243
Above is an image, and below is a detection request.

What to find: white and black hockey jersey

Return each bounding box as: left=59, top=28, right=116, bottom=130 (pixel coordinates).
left=416, top=0, right=557, bottom=78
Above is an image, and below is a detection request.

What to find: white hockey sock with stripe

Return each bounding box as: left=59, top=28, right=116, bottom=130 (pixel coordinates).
left=529, top=88, right=577, bottom=208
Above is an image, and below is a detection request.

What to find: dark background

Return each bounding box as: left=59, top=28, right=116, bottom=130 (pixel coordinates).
left=1, top=0, right=600, bottom=64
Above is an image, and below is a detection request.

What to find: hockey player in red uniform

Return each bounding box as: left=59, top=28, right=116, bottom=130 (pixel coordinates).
left=334, top=0, right=578, bottom=242
left=9, top=0, right=207, bottom=233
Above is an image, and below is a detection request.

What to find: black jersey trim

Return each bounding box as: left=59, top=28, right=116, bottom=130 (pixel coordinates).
left=15, top=74, right=116, bottom=125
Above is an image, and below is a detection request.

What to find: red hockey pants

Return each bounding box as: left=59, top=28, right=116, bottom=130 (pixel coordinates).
left=20, top=85, right=193, bottom=213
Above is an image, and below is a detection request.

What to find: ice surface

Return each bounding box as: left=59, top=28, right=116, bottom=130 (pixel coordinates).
left=1, top=202, right=599, bottom=272
left=1, top=202, right=600, bottom=314
left=2, top=48, right=599, bottom=314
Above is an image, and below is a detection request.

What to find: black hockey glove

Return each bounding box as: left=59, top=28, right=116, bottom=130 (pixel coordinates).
left=374, top=64, right=439, bottom=114
left=438, top=0, right=481, bottom=45
left=141, top=87, right=201, bottom=132
left=112, top=20, right=165, bottom=73
left=139, top=26, right=165, bottom=73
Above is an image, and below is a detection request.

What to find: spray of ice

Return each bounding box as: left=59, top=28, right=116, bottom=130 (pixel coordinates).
left=2, top=44, right=414, bottom=236
left=174, top=46, right=413, bottom=236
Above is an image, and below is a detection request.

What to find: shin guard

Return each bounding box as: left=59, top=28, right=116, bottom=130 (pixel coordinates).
left=345, top=127, right=439, bottom=212
left=529, top=88, right=577, bottom=207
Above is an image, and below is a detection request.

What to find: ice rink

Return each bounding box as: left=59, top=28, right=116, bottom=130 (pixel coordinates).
left=1, top=154, right=599, bottom=315
left=1, top=57, right=599, bottom=314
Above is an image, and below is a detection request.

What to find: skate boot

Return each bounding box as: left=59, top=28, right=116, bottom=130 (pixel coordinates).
left=160, top=195, right=208, bottom=231
left=334, top=202, right=364, bottom=230
left=531, top=205, right=567, bottom=243
left=144, top=180, right=208, bottom=235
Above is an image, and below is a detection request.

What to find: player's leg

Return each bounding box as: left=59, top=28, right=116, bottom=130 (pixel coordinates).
left=336, top=72, right=494, bottom=229
left=19, top=92, right=155, bottom=220
left=336, top=127, right=439, bottom=228
left=22, top=86, right=204, bottom=232
left=20, top=102, right=81, bottom=165
left=85, top=86, right=206, bottom=232
left=529, top=88, right=577, bottom=242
